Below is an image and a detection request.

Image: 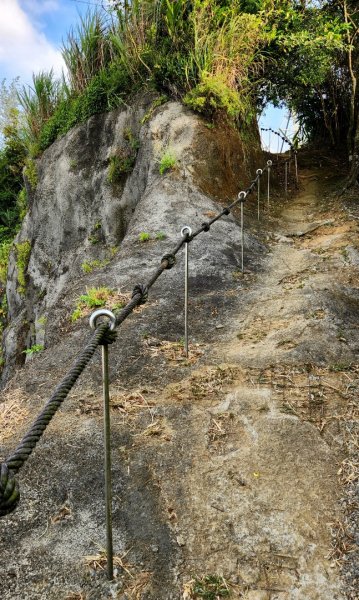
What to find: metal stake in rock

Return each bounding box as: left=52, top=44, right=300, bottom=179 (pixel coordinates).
left=238, top=191, right=247, bottom=272
left=181, top=226, right=192, bottom=358
left=256, top=169, right=263, bottom=221
left=89, top=309, right=117, bottom=581
left=267, top=160, right=272, bottom=208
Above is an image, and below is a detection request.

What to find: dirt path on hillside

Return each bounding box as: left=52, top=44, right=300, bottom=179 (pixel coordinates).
left=1, top=169, right=358, bottom=600
left=156, top=170, right=359, bottom=599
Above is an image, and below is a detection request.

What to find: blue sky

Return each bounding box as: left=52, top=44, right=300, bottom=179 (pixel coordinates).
left=0, top=0, right=106, bottom=83
left=0, top=0, right=293, bottom=152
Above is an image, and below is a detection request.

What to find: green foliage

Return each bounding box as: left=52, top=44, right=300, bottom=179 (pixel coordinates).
left=159, top=150, right=177, bottom=175
left=140, top=95, right=168, bottom=124
left=23, top=344, right=44, bottom=356
left=81, top=259, right=109, bottom=273
left=72, top=286, right=113, bottom=321
left=155, top=231, right=166, bottom=240
left=138, top=232, right=150, bottom=242
left=18, top=70, right=62, bottom=151
left=23, top=158, right=37, bottom=189
left=184, top=74, right=245, bottom=120
left=0, top=108, right=26, bottom=240
left=108, top=130, right=139, bottom=183
left=17, top=188, right=27, bottom=221
left=15, top=240, right=31, bottom=295
left=0, top=239, right=11, bottom=285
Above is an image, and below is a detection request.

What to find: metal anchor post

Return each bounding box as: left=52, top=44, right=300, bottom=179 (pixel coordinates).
left=181, top=226, right=192, bottom=358
left=89, top=309, right=116, bottom=581
left=256, top=169, right=263, bottom=221
left=238, top=191, right=247, bottom=272
left=267, top=160, right=272, bottom=208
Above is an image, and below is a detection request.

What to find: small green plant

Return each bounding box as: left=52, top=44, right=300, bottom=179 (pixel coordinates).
left=140, top=95, right=168, bottom=124
left=72, top=286, right=113, bottom=321
left=159, top=150, right=177, bottom=175
left=88, top=221, right=103, bottom=245
left=81, top=259, right=109, bottom=274
left=37, top=315, right=47, bottom=327
left=139, top=232, right=150, bottom=242
left=23, top=344, right=44, bottom=356
left=15, top=240, right=31, bottom=295
left=155, top=231, right=166, bottom=240
left=108, top=129, right=139, bottom=184
left=69, top=159, right=78, bottom=171
left=190, top=574, right=231, bottom=599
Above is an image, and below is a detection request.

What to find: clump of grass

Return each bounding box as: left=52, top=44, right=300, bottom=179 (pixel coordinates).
left=15, top=240, right=31, bottom=295
left=155, top=231, right=166, bottom=240
left=139, top=232, right=150, bottom=242
left=159, top=150, right=177, bottom=175
left=184, top=574, right=231, bottom=599
left=23, top=344, right=44, bottom=356
left=81, top=259, right=109, bottom=273
left=71, top=287, right=131, bottom=322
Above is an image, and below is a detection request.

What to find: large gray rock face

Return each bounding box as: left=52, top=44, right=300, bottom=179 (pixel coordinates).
left=1, top=98, right=262, bottom=381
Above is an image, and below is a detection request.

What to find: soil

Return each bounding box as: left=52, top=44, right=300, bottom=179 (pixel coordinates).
left=0, top=157, right=358, bottom=600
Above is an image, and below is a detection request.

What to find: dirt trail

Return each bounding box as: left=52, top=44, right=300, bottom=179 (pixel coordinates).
left=159, top=169, right=358, bottom=599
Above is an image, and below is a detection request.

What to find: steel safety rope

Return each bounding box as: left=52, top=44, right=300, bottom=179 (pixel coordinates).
left=0, top=161, right=271, bottom=517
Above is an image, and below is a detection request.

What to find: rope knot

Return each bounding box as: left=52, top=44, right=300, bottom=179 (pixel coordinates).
left=132, top=284, right=148, bottom=305
left=201, top=222, right=210, bottom=232
left=161, top=254, right=176, bottom=269
left=0, top=463, right=20, bottom=517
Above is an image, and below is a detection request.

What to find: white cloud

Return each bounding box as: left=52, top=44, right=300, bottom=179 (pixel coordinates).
left=0, top=0, right=64, bottom=84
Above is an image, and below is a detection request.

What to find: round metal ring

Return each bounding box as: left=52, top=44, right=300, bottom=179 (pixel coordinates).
left=256, top=168, right=263, bottom=176
left=181, top=225, right=192, bottom=238
left=89, top=309, right=116, bottom=331
left=267, top=160, right=273, bottom=167
left=238, top=191, right=247, bottom=201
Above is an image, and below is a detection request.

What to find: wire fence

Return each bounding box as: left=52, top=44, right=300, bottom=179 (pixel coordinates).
left=0, top=133, right=299, bottom=578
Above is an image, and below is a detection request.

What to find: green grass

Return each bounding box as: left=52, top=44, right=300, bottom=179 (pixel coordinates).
left=15, top=240, right=31, bottom=295
left=155, top=231, right=166, bottom=240
left=23, top=344, right=44, bottom=356
left=159, top=150, right=176, bottom=175
left=191, top=574, right=231, bottom=599
left=71, top=286, right=113, bottom=321
left=138, top=232, right=150, bottom=242
left=81, top=259, right=109, bottom=273
left=0, top=240, right=12, bottom=285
